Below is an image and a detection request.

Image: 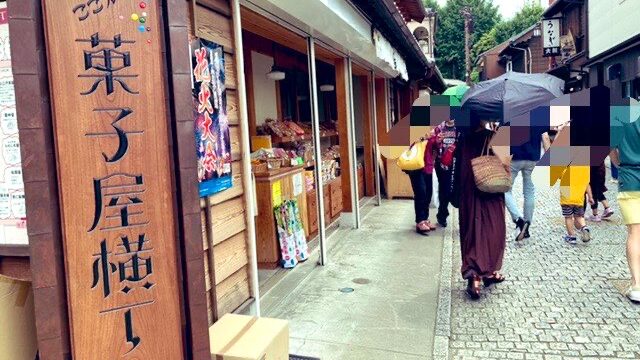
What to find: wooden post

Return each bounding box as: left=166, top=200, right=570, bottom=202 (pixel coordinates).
left=462, top=6, right=473, bottom=85
left=8, top=0, right=71, bottom=358
left=335, top=58, right=353, bottom=214
left=374, top=78, right=388, bottom=198
left=361, top=76, right=375, bottom=197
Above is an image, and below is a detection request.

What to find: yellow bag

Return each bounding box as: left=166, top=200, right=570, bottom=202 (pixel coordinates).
left=397, top=139, right=427, bottom=171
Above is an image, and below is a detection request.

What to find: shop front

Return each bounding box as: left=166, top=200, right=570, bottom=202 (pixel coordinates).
left=235, top=0, right=428, bottom=290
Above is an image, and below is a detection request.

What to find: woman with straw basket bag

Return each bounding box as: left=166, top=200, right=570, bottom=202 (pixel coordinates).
left=458, top=120, right=511, bottom=300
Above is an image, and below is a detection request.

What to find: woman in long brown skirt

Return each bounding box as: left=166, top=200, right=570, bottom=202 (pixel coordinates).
left=458, top=123, right=507, bottom=300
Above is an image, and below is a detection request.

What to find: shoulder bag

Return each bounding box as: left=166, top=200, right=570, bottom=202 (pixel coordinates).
left=397, top=138, right=427, bottom=171
left=471, top=134, right=511, bottom=193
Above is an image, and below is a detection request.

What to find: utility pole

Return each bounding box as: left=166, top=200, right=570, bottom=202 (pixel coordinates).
left=461, top=6, right=473, bottom=85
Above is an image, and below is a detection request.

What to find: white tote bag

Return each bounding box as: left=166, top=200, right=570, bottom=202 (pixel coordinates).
left=431, top=173, right=439, bottom=209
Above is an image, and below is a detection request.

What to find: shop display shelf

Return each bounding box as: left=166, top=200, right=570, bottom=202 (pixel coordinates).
left=271, top=130, right=338, bottom=144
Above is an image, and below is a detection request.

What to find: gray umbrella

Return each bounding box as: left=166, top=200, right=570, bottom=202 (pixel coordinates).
left=461, top=72, right=565, bottom=123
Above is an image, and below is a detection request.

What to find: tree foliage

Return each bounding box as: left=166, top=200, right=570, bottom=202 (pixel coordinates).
left=422, top=0, right=440, bottom=11
left=471, top=4, right=544, bottom=68
left=427, top=1, right=544, bottom=81
left=433, top=0, right=499, bottom=80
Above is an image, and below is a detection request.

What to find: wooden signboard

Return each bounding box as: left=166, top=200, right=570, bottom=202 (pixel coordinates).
left=42, top=1, right=184, bottom=358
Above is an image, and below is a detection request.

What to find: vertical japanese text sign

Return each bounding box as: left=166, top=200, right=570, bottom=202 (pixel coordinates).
left=543, top=17, right=561, bottom=57
left=41, top=1, right=184, bottom=358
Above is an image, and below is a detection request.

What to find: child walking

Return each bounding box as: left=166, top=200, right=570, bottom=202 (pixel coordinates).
left=559, top=166, right=593, bottom=244
left=587, top=163, right=614, bottom=222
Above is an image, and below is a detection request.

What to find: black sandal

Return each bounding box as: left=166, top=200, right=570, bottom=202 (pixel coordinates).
left=483, top=272, right=506, bottom=287
left=466, top=276, right=481, bottom=300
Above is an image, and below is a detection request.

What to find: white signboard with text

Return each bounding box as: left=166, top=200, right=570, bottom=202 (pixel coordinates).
left=0, top=2, right=27, bottom=245
left=542, top=17, right=561, bottom=57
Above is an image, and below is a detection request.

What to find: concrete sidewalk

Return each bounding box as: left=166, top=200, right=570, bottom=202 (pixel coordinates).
left=262, top=199, right=447, bottom=359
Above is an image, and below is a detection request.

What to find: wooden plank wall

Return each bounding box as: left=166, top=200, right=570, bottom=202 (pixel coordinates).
left=193, top=0, right=252, bottom=323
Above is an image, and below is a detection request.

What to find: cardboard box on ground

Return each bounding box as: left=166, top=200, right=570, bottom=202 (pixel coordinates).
left=210, top=314, right=289, bottom=360
left=0, top=275, right=38, bottom=360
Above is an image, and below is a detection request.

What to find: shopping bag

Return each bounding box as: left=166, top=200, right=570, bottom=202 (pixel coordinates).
left=397, top=139, right=427, bottom=171
left=431, top=172, right=439, bottom=209
left=471, top=136, right=511, bottom=193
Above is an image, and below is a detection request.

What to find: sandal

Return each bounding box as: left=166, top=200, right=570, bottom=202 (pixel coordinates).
left=466, top=276, right=481, bottom=300
left=483, top=272, right=506, bottom=287
left=425, top=220, right=437, bottom=231
left=416, top=221, right=430, bottom=236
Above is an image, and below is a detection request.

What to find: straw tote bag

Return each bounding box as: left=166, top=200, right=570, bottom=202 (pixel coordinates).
left=397, top=138, right=427, bottom=171
left=471, top=135, right=511, bottom=193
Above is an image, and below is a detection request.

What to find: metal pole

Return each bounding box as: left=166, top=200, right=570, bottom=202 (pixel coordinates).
left=231, top=0, right=260, bottom=316
left=370, top=71, right=381, bottom=206
left=306, top=37, right=327, bottom=266
left=346, top=58, right=361, bottom=228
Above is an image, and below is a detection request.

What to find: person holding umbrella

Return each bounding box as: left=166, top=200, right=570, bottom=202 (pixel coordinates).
left=457, top=72, right=564, bottom=300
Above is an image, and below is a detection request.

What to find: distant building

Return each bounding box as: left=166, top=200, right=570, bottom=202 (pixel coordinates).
left=585, top=0, right=640, bottom=101
left=406, top=3, right=446, bottom=93
left=476, top=42, right=510, bottom=81
left=475, top=24, right=546, bottom=81
left=543, top=0, right=588, bottom=93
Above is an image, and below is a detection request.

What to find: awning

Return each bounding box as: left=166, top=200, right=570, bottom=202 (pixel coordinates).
left=241, top=0, right=431, bottom=81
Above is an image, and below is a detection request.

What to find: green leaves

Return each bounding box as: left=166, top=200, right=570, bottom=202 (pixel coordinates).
left=428, top=1, right=544, bottom=81
left=433, top=0, right=499, bottom=80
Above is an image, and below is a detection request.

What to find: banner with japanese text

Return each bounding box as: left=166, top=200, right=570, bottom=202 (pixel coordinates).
left=41, top=0, right=183, bottom=358
left=190, top=37, right=232, bottom=197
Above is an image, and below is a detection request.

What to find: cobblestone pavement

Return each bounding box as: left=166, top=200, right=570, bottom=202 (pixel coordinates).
left=444, top=167, right=640, bottom=360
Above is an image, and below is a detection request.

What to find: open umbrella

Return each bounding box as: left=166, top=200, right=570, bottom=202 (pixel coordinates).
left=443, top=84, right=469, bottom=106
left=461, top=72, right=564, bottom=123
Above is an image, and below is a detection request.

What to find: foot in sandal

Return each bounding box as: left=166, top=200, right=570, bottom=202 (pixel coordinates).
left=416, top=221, right=430, bottom=236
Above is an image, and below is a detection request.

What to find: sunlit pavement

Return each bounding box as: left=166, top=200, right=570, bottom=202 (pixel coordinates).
left=262, top=199, right=446, bottom=359
left=262, top=167, right=639, bottom=360
left=444, top=166, right=640, bottom=360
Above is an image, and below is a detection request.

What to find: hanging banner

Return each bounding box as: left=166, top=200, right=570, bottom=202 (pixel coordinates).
left=0, top=2, right=27, bottom=246
left=41, top=0, right=184, bottom=358
left=190, top=37, right=232, bottom=197
left=543, top=17, right=561, bottom=57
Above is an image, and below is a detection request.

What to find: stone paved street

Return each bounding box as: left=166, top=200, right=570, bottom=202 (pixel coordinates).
left=444, top=166, right=640, bottom=360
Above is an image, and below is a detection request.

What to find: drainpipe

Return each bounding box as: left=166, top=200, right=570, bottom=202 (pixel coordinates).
left=231, top=0, right=260, bottom=316
left=527, top=47, right=533, bottom=73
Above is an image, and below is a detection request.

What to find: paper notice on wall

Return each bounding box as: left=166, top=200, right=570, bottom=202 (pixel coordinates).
left=0, top=3, right=27, bottom=245
left=272, top=180, right=282, bottom=207
left=292, top=173, right=303, bottom=196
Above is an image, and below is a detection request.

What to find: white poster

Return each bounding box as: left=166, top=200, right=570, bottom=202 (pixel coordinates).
left=0, top=2, right=27, bottom=245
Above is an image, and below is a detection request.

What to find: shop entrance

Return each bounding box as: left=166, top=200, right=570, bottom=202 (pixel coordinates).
left=241, top=8, right=347, bottom=291
left=239, top=5, right=389, bottom=293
